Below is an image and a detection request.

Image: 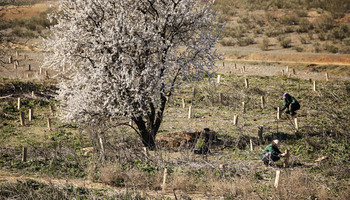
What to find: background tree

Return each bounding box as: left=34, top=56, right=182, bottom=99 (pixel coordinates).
left=43, top=0, right=223, bottom=150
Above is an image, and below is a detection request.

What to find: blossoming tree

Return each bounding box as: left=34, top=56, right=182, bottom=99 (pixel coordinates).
left=43, top=0, right=222, bottom=150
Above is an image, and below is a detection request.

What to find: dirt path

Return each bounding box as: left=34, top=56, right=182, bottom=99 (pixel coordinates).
left=0, top=169, right=209, bottom=199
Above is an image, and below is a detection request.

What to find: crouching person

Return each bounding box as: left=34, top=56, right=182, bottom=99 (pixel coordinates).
left=260, top=140, right=286, bottom=166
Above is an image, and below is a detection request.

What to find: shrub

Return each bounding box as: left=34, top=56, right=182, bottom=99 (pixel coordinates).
left=295, top=10, right=308, bottom=17
left=318, top=32, right=326, bottom=41
left=297, top=18, right=312, bottom=33
left=284, top=26, right=294, bottom=33
left=219, top=38, right=235, bottom=46
left=234, top=25, right=247, bottom=38
left=279, top=37, right=292, bottom=48
left=313, top=42, right=321, bottom=53
left=339, top=46, right=350, bottom=54
left=237, top=37, right=255, bottom=46
left=237, top=14, right=250, bottom=24
left=293, top=46, right=304, bottom=52
left=343, top=38, right=350, bottom=46
left=331, top=24, right=350, bottom=40
left=260, top=37, right=270, bottom=51
left=324, top=43, right=338, bottom=53
left=279, top=14, right=300, bottom=25
left=253, top=28, right=263, bottom=35
left=299, top=36, right=307, bottom=44
left=308, top=31, right=314, bottom=40
left=314, top=14, right=334, bottom=31
left=266, top=27, right=283, bottom=37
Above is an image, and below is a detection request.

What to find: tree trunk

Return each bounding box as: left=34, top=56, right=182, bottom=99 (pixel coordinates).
left=140, top=129, right=157, bottom=150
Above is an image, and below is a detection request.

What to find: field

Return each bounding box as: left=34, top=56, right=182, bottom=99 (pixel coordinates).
left=1, top=1, right=350, bottom=199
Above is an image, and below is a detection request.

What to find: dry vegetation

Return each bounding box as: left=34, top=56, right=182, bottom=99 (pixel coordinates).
left=1, top=0, right=350, bottom=199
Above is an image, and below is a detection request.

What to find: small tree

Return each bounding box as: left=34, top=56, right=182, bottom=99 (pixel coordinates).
left=43, top=0, right=223, bottom=150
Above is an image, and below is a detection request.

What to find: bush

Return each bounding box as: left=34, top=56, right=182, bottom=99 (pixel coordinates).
left=295, top=10, right=308, bottom=17
left=313, top=42, right=321, bottom=53
left=293, top=46, right=304, bottom=52
left=324, top=43, right=339, bottom=53
left=284, top=26, right=294, bottom=33
left=318, top=32, right=326, bottom=41
left=314, top=14, right=334, bottom=31
left=219, top=38, right=235, bottom=46
left=266, top=27, right=283, bottom=37
left=331, top=24, right=350, bottom=40
left=279, top=37, right=292, bottom=48
left=253, top=28, right=263, bottom=35
left=279, top=14, right=300, bottom=25
left=297, top=18, right=312, bottom=33
left=260, top=37, right=270, bottom=51
left=237, top=37, right=255, bottom=46
left=299, top=36, right=307, bottom=44
left=343, top=38, right=350, bottom=46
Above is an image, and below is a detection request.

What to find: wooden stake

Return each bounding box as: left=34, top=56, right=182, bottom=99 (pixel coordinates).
left=14, top=63, right=17, bottom=69
left=39, top=68, right=43, bottom=75
left=234, top=63, right=237, bottom=70
left=242, top=102, right=246, bottom=113
left=281, top=70, right=284, bottom=76
left=283, top=149, right=290, bottom=168
left=17, top=97, right=21, bottom=110
left=188, top=105, right=192, bottom=119
left=162, top=168, right=168, bottom=193
left=15, top=51, right=19, bottom=58
left=242, top=66, right=246, bottom=72
left=20, top=112, right=25, bottom=126
left=29, top=109, right=33, bottom=121
left=9, top=56, right=13, bottom=64
left=249, top=139, right=253, bottom=151
left=182, top=98, right=186, bottom=108
left=277, top=107, right=281, bottom=120
left=274, top=170, right=280, bottom=188
left=31, top=91, right=35, bottom=98
left=47, top=118, right=52, bottom=130
left=28, top=64, right=31, bottom=71
left=325, top=73, right=329, bottom=81
left=245, top=78, right=249, bottom=88
left=292, top=68, right=296, bottom=75
left=222, top=61, right=225, bottom=67
left=313, top=81, right=316, bottom=91
left=233, top=115, right=238, bottom=126
left=294, top=117, right=299, bottom=130
left=217, top=75, right=221, bottom=84
left=261, top=96, right=265, bottom=109
left=22, top=147, right=27, bottom=162
left=219, top=93, right=223, bottom=104
left=99, top=137, right=105, bottom=154
left=286, top=66, right=289, bottom=72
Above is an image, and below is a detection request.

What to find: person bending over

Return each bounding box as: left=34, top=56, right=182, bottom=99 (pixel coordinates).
left=260, top=140, right=286, bottom=166
left=281, top=93, right=300, bottom=116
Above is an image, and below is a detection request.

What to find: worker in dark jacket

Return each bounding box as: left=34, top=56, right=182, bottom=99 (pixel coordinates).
left=260, top=140, right=285, bottom=166
left=281, top=93, right=300, bottom=116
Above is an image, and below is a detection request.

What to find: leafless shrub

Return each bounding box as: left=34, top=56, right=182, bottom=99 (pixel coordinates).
left=100, top=163, right=125, bottom=186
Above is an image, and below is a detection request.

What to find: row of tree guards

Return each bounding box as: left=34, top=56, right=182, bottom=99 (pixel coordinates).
left=222, top=62, right=331, bottom=82
left=8, top=51, right=49, bottom=79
